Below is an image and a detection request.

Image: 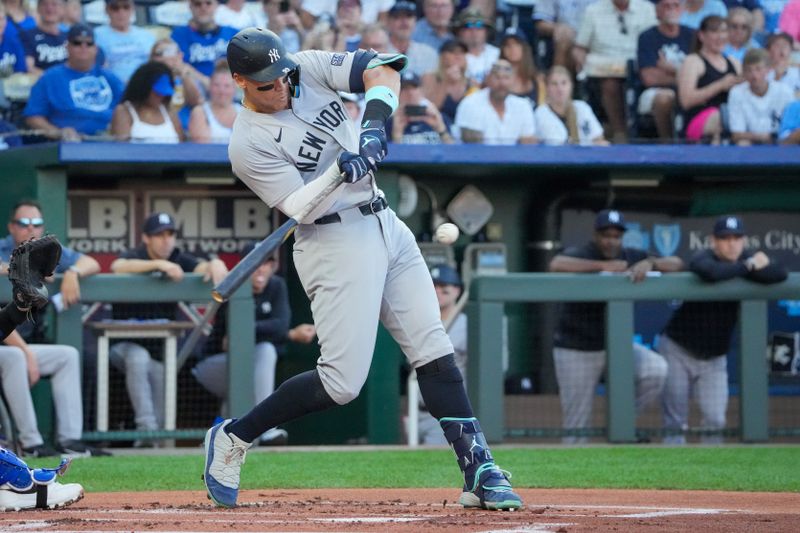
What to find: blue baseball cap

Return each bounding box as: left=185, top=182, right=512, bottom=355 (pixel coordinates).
left=594, top=209, right=627, bottom=232
left=713, top=215, right=745, bottom=237
left=152, top=74, right=174, bottom=97
left=430, top=264, right=462, bottom=287
left=143, top=212, right=176, bottom=235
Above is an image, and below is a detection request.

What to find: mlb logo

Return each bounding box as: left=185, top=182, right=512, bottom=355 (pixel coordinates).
left=330, top=53, right=345, bottom=66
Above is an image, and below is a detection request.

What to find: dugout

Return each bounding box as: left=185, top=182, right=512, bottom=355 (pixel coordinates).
left=1, top=142, right=799, bottom=445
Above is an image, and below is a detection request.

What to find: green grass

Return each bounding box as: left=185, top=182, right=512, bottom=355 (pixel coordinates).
left=29, top=447, right=800, bottom=493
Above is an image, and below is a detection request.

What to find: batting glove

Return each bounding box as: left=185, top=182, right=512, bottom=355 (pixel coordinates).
left=358, top=120, right=388, bottom=171
left=337, top=151, right=373, bottom=183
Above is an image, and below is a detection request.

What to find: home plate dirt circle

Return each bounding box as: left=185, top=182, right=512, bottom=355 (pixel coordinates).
left=1, top=488, right=798, bottom=532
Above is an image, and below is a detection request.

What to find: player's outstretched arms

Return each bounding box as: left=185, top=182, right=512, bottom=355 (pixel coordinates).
left=337, top=151, right=373, bottom=183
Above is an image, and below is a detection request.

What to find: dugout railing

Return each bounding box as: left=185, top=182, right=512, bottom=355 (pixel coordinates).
left=467, top=272, right=800, bottom=443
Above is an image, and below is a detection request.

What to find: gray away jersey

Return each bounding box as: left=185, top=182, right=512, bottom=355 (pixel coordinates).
left=229, top=50, right=377, bottom=216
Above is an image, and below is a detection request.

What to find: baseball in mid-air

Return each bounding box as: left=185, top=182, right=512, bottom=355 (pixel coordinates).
left=435, top=223, right=460, bottom=245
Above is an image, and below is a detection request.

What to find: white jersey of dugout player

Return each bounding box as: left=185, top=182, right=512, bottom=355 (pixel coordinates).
left=229, top=51, right=378, bottom=216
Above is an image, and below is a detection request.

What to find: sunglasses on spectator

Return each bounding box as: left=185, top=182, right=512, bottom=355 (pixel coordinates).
left=462, top=21, right=485, bottom=29
left=729, top=23, right=750, bottom=30
left=617, top=13, right=628, bottom=35
left=13, top=217, right=44, bottom=228
left=70, top=39, right=95, bottom=47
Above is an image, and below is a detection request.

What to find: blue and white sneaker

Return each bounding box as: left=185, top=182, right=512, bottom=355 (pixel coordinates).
left=203, top=419, right=252, bottom=508
left=459, top=462, right=523, bottom=511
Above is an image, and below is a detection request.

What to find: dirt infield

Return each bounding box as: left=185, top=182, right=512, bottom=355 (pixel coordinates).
left=1, top=488, right=798, bottom=532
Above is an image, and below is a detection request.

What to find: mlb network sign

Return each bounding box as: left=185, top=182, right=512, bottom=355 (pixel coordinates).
left=68, top=190, right=272, bottom=269
left=561, top=210, right=800, bottom=268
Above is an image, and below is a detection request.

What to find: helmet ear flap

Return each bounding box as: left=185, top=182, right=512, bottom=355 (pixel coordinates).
left=288, top=65, right=301, bottom=98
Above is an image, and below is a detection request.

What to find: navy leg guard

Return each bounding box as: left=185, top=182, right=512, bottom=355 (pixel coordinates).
left=440, top=418, right=523, bottom=511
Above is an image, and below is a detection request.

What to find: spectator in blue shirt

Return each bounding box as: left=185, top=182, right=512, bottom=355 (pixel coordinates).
left=0, top=3, right=27, bottom=77
left=4, top=0, right=37, bottom=34
left=20, top=0, right=67, bottom=76
left=761, top=0, right=789, bottom=33
left=171, top=0, right=236, bottom=95
left=412, top=0, right=456, bottom=51
left=722, top=0, right=765, bottom=32
left=681, top=0, right=728, bottom=29
left=778, top=100, right=800, bottom=144
left=24, top=23, right=124, bottom=141
left=723, top=7, right=761, bottom=62
left=95, top=0, right=156, bottom=83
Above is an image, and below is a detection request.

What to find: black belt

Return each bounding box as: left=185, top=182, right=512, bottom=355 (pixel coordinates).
left=314, top=196, right=388, bottom=225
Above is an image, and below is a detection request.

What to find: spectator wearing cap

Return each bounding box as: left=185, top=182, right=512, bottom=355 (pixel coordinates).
left=659, top=215, right=787, bottom=444
left=534, top=0, right=597, bottom=70
left=192, top=243, right=316, bottom=446
left=549, top=209, right=681, bottom=444
left=499, top=28, right=544, bottom=106
left=728, top=48, right=793, bottom=145
left=412, top=263, right=467, bottom=445
left=454, top=8, right=499, bottom=84
left=20, top=0, right=68, bottom=77
left=24, top=23, right=124, bottom=141
left=386, top=1, right=439, bottom=77
left=421, top=39, right=479, bottom=125
left=573, top=0, right=656, bottom=143
left=389, top=70, right=454, bottom=144
left=171, top=0, right=237, bottom=94
left=454, top=59, right=538, bottom=144
left=766, top=33, right=800, bottom=98
left=110, top=61, right=184, bottom=142
left=94, top=0, right=155, bottom=83
left=636, top=0, right=694, bottom=141
left=412, top=0, right=456, bottom=51
left=110, top=212, right=228, bottom=440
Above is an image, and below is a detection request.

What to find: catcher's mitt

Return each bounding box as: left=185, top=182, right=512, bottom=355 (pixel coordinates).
left=8, top=235, right=62, bottom=311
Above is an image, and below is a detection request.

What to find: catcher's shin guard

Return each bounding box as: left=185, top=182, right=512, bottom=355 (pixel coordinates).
left=0, top=448, right=83, bottom=511
left=440, top=418, right=523, bottom=511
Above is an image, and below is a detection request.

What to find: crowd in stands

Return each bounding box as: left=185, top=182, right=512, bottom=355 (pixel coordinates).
left=0, top=0, right=798, bottom=146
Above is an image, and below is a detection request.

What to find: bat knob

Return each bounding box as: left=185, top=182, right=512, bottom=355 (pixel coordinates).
left=211, top=291, right=226, bottom=303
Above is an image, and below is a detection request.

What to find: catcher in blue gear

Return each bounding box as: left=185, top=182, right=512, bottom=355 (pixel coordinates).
left=0, top=235, right=84, bottom=511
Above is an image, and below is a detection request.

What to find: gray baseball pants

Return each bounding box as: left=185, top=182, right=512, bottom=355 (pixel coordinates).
left=192, top=341, right=279, bottom=404
left=293, top=207, right=453, bottom=405
left=659, top=334, right=728, bottom=444
left=553, top=343, right=668, bottom=444
left=0, top=344, right=83, bottom=448
left=109, top=342, right=164, bottom=431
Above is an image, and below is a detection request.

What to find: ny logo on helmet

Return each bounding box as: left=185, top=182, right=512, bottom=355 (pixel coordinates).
left=268, top=48, right=281, bottom=62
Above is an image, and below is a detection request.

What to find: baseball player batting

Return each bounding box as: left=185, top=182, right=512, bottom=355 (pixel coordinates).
left=202, top=28, right=522, bottom=511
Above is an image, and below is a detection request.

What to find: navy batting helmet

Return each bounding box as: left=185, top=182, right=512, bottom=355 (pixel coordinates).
left=227, top=28, right=298, bottom=82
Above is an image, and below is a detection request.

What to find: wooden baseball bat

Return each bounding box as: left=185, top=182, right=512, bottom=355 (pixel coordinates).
left=212, top=173, right=345, bottom=303
left=175, top=172, right=345, bottom=369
